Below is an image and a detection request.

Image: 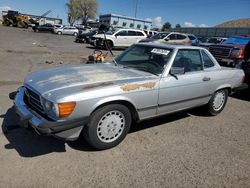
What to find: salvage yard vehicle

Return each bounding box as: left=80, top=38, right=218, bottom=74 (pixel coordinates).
left=75, top=29, right=99, bottom=43
left=54, top=26, right=79, bottom=36
left=140, top=32, right=192, bottom=46
left=209, top=35, right=250, bottom=67
left=33, top=23, right=54, bottom=33
left=90, top=28, right=147, bottom=49
left=200, top=37, right=228, bottom=49
left=11, top=43, right=246, bottom=150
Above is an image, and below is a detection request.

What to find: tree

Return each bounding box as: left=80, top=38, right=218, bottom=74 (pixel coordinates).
left=66, top=0, right=98, bottom=26
left=66, top=0, right=80, bottom=26
left=77, top=0, right=98, bottom=25
left=162, top=22, right=172, bottom=31
left=175, top=24, right=181, bottom=28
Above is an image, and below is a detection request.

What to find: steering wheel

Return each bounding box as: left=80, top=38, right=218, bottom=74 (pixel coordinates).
left=148, top=60, right=162, bottom=69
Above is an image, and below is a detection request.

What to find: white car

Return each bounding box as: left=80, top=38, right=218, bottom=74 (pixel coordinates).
left=90, top=28, right=147, bottom=49
left=54, top=26, right=79, bottom=36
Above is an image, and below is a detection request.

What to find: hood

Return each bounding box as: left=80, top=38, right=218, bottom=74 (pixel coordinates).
left=139, top=38, right=156, bottom=43
left=24, top=63, right=154, bottom=95
left=210, top=43, right=245, bottom=49
left=92, top=34, right=105, bottom=38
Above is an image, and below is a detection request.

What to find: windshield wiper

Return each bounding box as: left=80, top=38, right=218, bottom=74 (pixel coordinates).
left=124, top=65, right=159, bottom=76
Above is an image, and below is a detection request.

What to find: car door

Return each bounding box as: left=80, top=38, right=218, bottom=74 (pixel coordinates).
left=158, top=49, right=210, bottom=115
left=163, top=34, right=176, bottom=44
left=127, top=30, right=138, bottom=45
left=63, top=27, right=69, bottom=34
left=114, top=30, right=128, bottom=47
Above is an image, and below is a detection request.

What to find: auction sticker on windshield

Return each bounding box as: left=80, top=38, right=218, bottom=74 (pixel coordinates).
left=151, top=48, right=170, bottom=56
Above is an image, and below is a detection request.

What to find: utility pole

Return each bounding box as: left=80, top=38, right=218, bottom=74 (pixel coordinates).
left=134, top=0, right=138, bottom=18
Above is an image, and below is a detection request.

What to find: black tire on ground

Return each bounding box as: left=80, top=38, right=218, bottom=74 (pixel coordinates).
left=57, top=31, right=62, bottom=35
left=17, top=21, right=25, bottom=28
left=83, top=104, right=132, bottom=150
left=105, top=40, right=113, bottom=50
left=73, top=32, right=78, bottom=36
left=207, top=89, right=228, bottom=116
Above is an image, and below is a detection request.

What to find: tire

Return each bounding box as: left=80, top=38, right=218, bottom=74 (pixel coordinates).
left=83, top=104, right=132, bottom=150
left=17, top=21, right=24, bottom=28
left=105, top=40, right=113, bottom=50
left=207, top=89, right=228, bottom=116
left=57, top=31, right=62, bottom=35
left=73, top=32, right=78, bottom=36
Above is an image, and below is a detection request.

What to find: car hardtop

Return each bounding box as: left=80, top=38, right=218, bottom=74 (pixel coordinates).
left=112, top=28, right=146, bottom=35
left=135, top=42, right=205, bottom=50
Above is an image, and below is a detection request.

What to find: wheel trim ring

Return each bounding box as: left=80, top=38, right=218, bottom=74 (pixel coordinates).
left=212, top=91, right=225, bottom=111
left=97, top=110, right=125, bottom=143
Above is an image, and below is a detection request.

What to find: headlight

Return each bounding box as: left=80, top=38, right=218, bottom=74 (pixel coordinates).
left=41, top=98, right=58, bottom=119
left=230, top=49, right=240, bottom=57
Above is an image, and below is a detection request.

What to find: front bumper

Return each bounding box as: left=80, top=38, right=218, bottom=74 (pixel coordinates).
left=12, top=87, right=88, bottom=141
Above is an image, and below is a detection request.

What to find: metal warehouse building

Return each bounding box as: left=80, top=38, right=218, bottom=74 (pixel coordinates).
left=99, top=13, right=152, bottom=30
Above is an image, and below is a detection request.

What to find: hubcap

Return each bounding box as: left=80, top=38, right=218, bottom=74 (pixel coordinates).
left=212, top=91, right=225, bottom=111
left=97, top=110, right=125, bottom=143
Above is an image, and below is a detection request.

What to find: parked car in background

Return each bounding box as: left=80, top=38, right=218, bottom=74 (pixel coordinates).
left=75, top=29, right=99, bottom=43
left=144, top=30, right=158, bottom=38
left=32, top=23, right=54, bottom=33
left=199, top=37, right=227, bottom=49
left=54, top=26, right=79, bottom=36
left=187, top=34, right=199, bottom=46
left=90, top=28, right=147, bottom=49
left=53, top=24, right=63, bottom=29
left=139, top=32, right=192, bottom=45
left=209, top=35, right=250, bottom=67
left=12, top=43, right=246, bottom=150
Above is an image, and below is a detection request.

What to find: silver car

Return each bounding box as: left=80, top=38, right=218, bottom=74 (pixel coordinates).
left=54, top=26, right=79, bottom=36
left=12, top=43, right=246, bottom=149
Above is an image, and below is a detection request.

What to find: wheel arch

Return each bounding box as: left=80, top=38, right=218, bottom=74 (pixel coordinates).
left=215, top=84, right=232, bottom=95
left=91, top=97, right=139, bottom=122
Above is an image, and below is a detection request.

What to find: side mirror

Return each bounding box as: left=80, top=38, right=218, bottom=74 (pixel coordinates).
left=170, top=67, right=185, bottom=75
left=165, top=37, right=170, bottom=41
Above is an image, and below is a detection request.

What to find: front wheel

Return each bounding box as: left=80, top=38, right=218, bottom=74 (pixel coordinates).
left=73, top=32, right=78, bottom=36
left=57, top=31, right=62, bottom=35
left=83, top=104, right=132, bottom=150
left=207, top=89, right=228, bottom=116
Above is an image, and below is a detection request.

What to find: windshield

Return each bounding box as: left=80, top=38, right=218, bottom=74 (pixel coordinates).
left=223, top=37, right=250, bottom=45
left=115, top=45, right=173, bottom=75
left=151, top=32, right=169, bottom=39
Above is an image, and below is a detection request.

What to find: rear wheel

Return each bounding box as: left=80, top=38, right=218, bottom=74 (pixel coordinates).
left=57, top=31, right=62, bottom=35
left=207, top=89, right=228, bottom=116
left=73, top=32, right=78, bottom=36
left=83, top=104, right=132, bottom=150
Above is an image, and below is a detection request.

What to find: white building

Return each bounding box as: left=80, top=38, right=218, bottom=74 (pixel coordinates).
left=99, top=13, right=152, bottom=30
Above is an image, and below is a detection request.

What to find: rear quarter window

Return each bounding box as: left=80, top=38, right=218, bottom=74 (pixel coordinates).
left=202, top=50, right=215, bottom=68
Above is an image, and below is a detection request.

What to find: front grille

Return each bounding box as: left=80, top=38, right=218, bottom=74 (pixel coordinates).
left=209, top=47, right=232, bottom=59
left=24, top=87, right=44, bottom=113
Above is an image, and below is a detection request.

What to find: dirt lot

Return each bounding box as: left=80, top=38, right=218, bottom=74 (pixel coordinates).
left=0, top=26, right=250, bottom=188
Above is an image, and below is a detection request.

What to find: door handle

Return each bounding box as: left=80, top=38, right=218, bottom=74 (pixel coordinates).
left=203, top=77, right=211, bottom=81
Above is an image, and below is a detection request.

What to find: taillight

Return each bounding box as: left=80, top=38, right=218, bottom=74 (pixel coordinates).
left=241, top=75, right=246, bottom=83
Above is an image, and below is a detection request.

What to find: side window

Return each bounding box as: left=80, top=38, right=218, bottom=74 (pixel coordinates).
left=172, top=49, right=203, bottom=72
left=115, top=30, right=127, bottom=36
left=127, top=31, right=137, bottom=36
left=177, top=34, right=186, bottom=40
left=202, top=50, right=215, bottom=68
left=136, top=31, right=145, bottom=36
left=168, top=34, right=176, bottom=40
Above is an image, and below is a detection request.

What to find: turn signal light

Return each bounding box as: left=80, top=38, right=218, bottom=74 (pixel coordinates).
left=58, top=102, right=76, bottom=118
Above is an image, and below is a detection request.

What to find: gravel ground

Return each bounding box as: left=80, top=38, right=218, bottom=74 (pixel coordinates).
left=0, top=26, right=250, bottom=188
